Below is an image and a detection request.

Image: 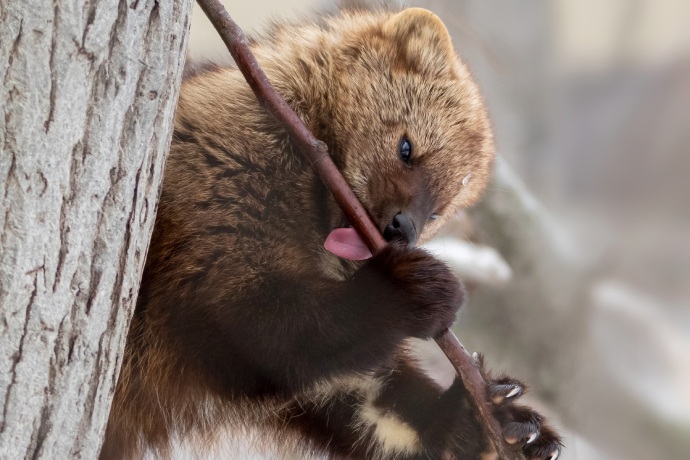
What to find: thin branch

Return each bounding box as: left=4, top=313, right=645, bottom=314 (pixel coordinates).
left=195, top=0, right=509, bottom=456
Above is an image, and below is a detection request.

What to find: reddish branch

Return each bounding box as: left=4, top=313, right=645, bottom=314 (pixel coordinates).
left=196, top=0, right=509, bottom=456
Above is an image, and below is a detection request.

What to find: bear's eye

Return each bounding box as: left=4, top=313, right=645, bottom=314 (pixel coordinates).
left=399, top=137, right=412, bottom=165
left=429, top=213, right=439, bottom=221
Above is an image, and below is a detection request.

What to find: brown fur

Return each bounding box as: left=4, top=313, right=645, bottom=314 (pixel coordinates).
left=102, top=9, right=561, bottom=459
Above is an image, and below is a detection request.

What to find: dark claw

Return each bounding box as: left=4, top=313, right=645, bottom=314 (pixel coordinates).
left=523, top=425, right=563, bottom=460
left=503, top=419, right=540, bottom=446
left=489, top=383, right=523, bottom=405
left=494, top=404, right=543, bottom=448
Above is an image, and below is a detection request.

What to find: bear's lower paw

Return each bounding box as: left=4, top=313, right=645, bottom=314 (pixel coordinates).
left=487, top=376, right=563, bottom=460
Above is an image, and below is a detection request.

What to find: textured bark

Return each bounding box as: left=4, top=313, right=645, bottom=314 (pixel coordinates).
left=0, top=0, right=192, bottom=458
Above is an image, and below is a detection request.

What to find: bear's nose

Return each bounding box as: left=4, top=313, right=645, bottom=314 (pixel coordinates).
left=383, top=212, right=417, bottom=244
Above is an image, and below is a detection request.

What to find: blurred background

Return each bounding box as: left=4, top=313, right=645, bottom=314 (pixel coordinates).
left=187, top=1, right=690, bottom=459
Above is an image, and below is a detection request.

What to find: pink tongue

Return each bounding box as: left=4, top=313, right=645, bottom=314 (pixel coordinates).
left=324, top=227, right=373, bottom=260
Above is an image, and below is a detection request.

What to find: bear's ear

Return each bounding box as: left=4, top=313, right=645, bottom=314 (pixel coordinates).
left=383, top=8, right=455, bottom=73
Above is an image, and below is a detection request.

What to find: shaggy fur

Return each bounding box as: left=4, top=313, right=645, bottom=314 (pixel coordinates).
left=102, top=8, right=562, bottom=460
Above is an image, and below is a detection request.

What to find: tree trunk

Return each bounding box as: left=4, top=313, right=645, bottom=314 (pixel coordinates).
left=0, top=0, right=192, bottom=458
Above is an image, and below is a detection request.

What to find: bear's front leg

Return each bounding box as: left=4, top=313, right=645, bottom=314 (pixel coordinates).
left=192, top=241, right=465, bottom=394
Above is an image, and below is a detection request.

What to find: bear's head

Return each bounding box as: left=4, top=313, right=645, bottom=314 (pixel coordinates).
left=319, top=9, right=495, bottom=248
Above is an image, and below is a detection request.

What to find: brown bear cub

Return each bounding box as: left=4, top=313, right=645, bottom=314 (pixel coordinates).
left=102, top=8, right=562, bottom=460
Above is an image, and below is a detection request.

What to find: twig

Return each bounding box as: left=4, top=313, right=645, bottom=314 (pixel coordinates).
left=195, top=0, right=509, bottom=456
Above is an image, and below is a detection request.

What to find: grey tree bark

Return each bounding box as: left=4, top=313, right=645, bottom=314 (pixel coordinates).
left=0, top=0, right=192, bottom=458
